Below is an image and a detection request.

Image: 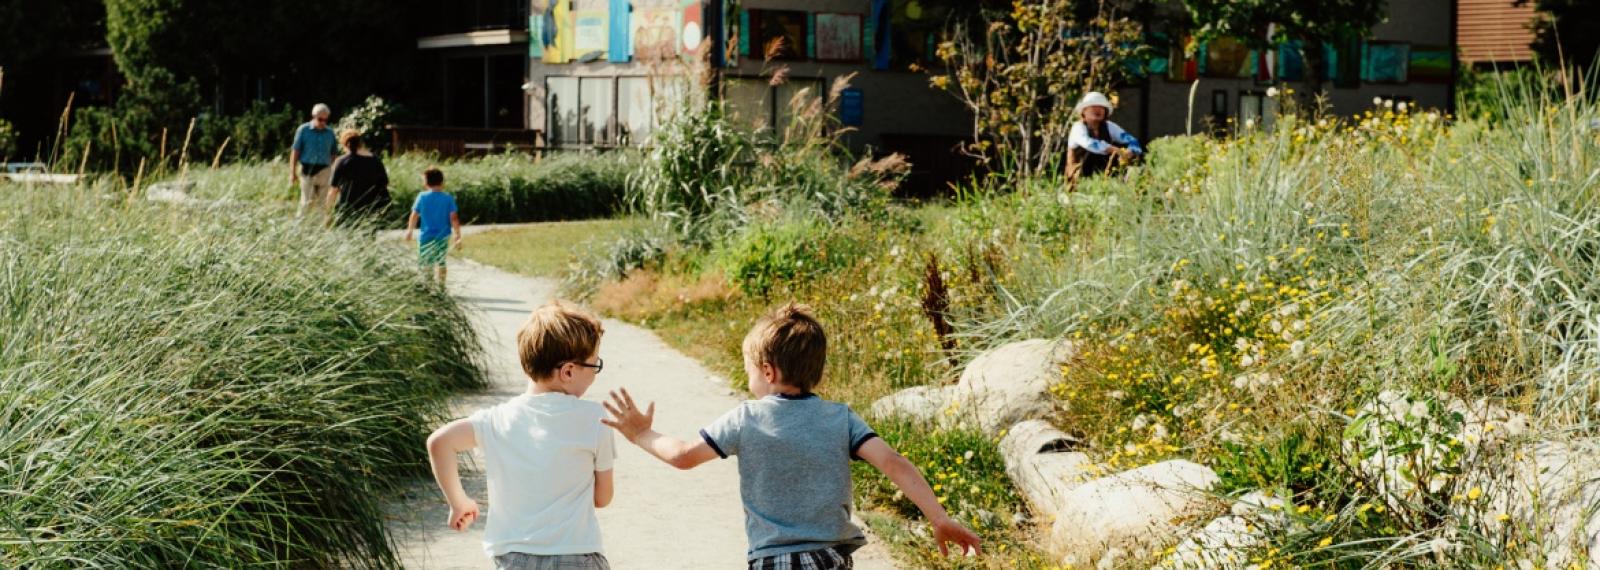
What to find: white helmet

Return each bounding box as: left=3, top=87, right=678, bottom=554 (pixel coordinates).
left=1073, top=91, right=1114, bottom=116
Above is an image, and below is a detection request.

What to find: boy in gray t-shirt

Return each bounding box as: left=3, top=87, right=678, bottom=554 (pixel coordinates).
left=602, top=303, right=981, bottom=569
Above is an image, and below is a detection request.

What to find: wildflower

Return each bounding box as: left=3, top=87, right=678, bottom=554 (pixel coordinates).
left=1468, top=486, right=1483, bottom=501
left=1318, top=536, right=1333, bottom=548
left=1372, top=96, right=1383, bottom=106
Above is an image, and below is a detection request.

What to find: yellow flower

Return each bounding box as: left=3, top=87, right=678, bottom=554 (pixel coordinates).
left=1468, top=486, right=1483, bottom=501
left=1317, top=536, right=1333, bottom=548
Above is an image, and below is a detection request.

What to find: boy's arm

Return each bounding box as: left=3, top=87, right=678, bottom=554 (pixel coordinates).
left=594, top=469, right=614, bottom=508
left=405, top=212, right=418, bottom=241
left=450, top=211, right=462, bottom=249
left=601, top=388, right=719, bottom=470
left=857, top=438, right=982, bottom=556
left=425, top=419, right=480, bottom=531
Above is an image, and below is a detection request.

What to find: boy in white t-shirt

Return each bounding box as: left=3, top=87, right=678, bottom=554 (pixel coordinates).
left=427, top=301, right=617, bottom=569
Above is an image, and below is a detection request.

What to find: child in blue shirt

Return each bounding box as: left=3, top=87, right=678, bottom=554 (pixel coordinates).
left=404, top=166, right=462, bottom=283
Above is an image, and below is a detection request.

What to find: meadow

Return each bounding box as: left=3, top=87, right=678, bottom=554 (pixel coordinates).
left=0, top=182, right=484, bottom=567
left=463, top=71, right=1600, bottom=568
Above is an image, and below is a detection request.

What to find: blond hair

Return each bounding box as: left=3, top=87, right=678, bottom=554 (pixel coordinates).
left=517, top=301, right=604, bottom=381
left=742, top=303, right=827, bottom=391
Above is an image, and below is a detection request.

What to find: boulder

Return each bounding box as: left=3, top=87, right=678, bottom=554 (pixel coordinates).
left=868, top=385, right=954, bottom=423
left=999, top=420, right=1093, bottom=519
left=1160, top=492, right=1287, bottom=570
left=1050, top=460, right=1221, bottom=568
left=869, top=338, right=1073, bottom=433
left=1491, top=439, right=1600, bottom=569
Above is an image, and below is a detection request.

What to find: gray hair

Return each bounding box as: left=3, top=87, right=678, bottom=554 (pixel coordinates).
left=311, top=103, right=331, bottom=117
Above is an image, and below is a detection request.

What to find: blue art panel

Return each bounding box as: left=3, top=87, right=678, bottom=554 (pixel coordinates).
left=609, top=0, right=631, bottom=62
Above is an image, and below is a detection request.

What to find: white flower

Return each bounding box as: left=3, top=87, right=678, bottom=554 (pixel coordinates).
left=1290, top=340, right=1306, bottom=357
left=1244, top=118, right=1255, bottom=129
left=1150, top=423, right=1170, bottom=441
left=1373, top=96, right=1383, bottom=106
left=1396, top=101, right=1408, bottom=112
left=1291, top=319, right=1307, bottom=332
left=1236, top=299, right=1252, bottom=314
left=1266, top=87, right=1280, bottom=97
left=963, top=450, right=975, bottom=461
left=1409, top=401, right=1429, bottom=419
left=1132, top=414, right=1150, bottom=431
left=1107, top=390, right=1126, bottom=401
left=1277, top=303, right=1300, bottom=317
left=1269, top=320, right=1283, bottom=334
left=1239, top=353, right=1256, bottom=368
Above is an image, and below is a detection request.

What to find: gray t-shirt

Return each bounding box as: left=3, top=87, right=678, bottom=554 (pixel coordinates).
left=699, top=393, right=878, bottom=561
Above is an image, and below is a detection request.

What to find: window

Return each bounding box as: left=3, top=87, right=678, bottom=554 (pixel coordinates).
left=723, top=76, right=828, bottom=138
left=618, top=77, right=654, bottom=145
left=546, top=77, right=580, bottom=145
left=547, top=76, right=672, bottom=147
left=1239, top=91, right=1279, bottom=130
left=579, top=77, right=616, bottom=145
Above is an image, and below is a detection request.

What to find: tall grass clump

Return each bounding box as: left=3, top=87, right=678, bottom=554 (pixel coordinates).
left=0, top=184, right=484, bottom=567
left=174, top=151, right=637, bottom=226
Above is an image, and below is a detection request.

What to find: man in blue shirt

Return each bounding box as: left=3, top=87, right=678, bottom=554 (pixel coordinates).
left=290, top=103, right=338, bottom=221
left=405, top=167, right=462, bottom=283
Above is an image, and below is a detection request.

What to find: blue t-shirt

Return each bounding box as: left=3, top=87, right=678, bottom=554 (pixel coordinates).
left=292, top=122, right=336, bottom=166
left=699, top=393, right=876, bottom=561
left=412, top=190, right=458, bottom=242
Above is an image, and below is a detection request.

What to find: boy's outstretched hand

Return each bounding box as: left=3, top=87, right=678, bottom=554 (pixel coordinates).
left=931, top=516, right=982, bottom=557
left=447, top=498, right=479, bottom=532
left=600, top=388, right=655, bottom=442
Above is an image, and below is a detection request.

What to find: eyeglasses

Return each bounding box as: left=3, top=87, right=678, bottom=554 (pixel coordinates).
left=571, top=358, right=603, bottom=374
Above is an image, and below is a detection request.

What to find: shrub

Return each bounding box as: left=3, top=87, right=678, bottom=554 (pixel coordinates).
left=0, top=183, right=484, bottom=567
left=388, top=151, right=636, bottom=225
left=337, top=95, right=404, bottom=155
left=712, top=218, right=862, bottom=297
left=0, top=117, right=17, bottom=161
left=195, top=100, right=299, bottom=164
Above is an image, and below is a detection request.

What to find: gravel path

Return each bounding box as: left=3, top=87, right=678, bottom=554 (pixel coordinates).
left=382, top=256, right=897, bottom=569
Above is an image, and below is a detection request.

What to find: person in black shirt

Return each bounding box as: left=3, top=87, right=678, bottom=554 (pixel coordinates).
left=328, top=130, right=392, bottom=225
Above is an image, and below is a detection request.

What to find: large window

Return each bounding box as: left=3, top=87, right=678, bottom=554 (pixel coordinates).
left=547, top=76, right=679, bottom=147
left=724, top=76, right=827, bottom=137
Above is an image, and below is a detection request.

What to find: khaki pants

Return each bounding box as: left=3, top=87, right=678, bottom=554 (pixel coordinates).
left=297, top=165, right=333, bottom=218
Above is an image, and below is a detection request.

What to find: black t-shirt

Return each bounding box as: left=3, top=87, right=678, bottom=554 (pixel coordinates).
left=329, top=153, right=391, bottom=215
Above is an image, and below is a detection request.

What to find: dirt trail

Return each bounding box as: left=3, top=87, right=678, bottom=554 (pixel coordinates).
left=382, top=257, right=896, bottom=569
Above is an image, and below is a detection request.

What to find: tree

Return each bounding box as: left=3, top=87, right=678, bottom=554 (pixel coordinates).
left=930, top=0, right=1148, bottom=179
left=1181, top=0, right=1387, bottom=94
left=1519, top=0, right=1600, bottom=71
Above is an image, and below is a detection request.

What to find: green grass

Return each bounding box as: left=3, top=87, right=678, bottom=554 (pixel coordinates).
left=0, top=182, right=484, bottom=567
left=461, top=218, right=646, bottom=277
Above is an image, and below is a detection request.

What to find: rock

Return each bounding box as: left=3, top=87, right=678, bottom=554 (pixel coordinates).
left=1050, top=460, right=1221, bottom=568
left=1491, top=439, right=1600, bottom=569
left=1160, top=491, right=1287, bottom=570
left=869, top=339, right=1072, bottom=433
left=868, top=385, right=954, bottom=422
left=957, top=339, right=1073, bottom=433
left=1346, top=390, right=1529, bottom=501
left=145, top=180, right=196, bottom=203
left=999, top=420, right=1093, bottom=519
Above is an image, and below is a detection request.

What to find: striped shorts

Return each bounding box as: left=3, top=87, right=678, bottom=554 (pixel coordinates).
left=747, top=547, right=853, bottom=570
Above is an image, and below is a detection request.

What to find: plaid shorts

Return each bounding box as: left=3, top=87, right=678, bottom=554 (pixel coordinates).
left=493, top=552, right=610, bottom=570
left=747, top=546, right=853, bottom=570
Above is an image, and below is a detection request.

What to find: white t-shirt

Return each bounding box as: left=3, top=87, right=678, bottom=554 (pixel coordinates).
left=468, top=392, right=616, bottom=558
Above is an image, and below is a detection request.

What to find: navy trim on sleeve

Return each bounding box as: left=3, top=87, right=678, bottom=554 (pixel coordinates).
left=700, top=428, right=729, bottom=459
left=849, top=432, right=879, bottom=461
